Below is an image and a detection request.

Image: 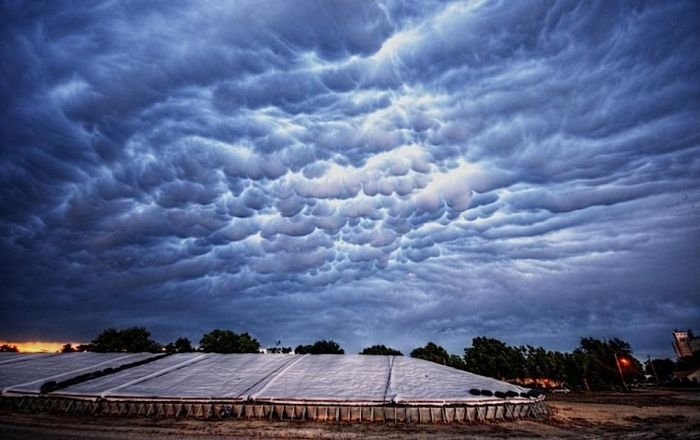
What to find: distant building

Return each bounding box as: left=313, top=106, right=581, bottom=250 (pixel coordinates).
left=673, top=368, right=700, bottom=384
left=510, top=377, right=565, bottom=389
left=689, top=369, right=700, bottom=383
left=672, top=329, right=700, bottom=359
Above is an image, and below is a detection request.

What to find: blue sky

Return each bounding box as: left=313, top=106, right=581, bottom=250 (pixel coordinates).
left=1, top=0, right=699, bottom=358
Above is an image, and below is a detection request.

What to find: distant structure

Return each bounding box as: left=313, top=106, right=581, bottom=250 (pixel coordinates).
left=0, top=353, right=547, bottom=423
left=672, top=329, right=700, bottom=359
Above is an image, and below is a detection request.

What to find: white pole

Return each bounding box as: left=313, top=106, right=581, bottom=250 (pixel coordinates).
left=614, top=353, right=628, bottom=391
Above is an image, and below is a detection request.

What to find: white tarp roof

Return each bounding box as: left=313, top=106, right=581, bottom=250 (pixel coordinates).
left=249, top=353, right=391, bottom=403
left=61, top=353, right=296, bottom=400
left=53, top=353, right=532, bottom=404
left=0, top=353, right=53, bottom=365
left=0, top=352, right=157, bottom=395
left=56, top=352, right=205, bottom=397
left=389, top=356, right=525, bottom=403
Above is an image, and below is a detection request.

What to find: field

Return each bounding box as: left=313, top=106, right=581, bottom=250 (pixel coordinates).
left=1, top=388, right=699, bottom=439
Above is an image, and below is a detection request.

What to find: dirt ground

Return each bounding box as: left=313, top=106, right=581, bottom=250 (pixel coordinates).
left=1, top=388, right=699, bottom=439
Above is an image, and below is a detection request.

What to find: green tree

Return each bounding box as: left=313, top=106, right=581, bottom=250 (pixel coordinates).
left=563, top=349, right=591, bottom=391
left=92, top=328, right=121, bottom=352
left=520, top=345, right=567, bottom=381
left=577, top=337, right=642, bottom=390
left=120, top=327, right=162, bottom=352
left=295, top=340, right=344, bottom=354
left=410, top=342, right=450, bottom=365
left=548, top=350, right=569, bottom=381
left=199, top=329, right=260, bottom=353
left=463, top=337, right=525, bottom=379
left=360, top=345, right=403, bottom=356
left=75, top=343, right=95, bottom=352
left=61, top=343, right=76, bottom=353
left=92, top=327, right=162, bottom=352
left=448, top=354, right=468, bottom=371
left=165, top=337, right=194, bottom=353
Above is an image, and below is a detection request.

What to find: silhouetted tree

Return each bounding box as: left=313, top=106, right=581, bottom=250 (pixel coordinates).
left=0, top=344, right=18, bottom=352
left=61, top=343, right=76, bottom=353
left=577, top=337, right=642, bottom=390
left=519, top=345, right=567, bottom=381
left=463, top=337, right=525, bottom=379
left=360, top=345, right=403, bottom=356
left=75, top=343, right=95, bottom=352
left=199, top=329, right=260, bottom=353
left=563, top=349, right=590, bottom=391
left=92, top=327, right=162, bottom=352
left=295, top=340, right=344, bottom=354
left=409, top=343, right=469, bottom=371
left=410, top=342, right=450, bottom=365
left=448, top=354, right=468, bottom=371
left=165, top=337, right=194, bottom=353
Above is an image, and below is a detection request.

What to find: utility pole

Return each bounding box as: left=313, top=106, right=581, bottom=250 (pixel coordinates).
left=614, top=353, right=628, bottom=391
left=648, top=355, right=660, bottom=384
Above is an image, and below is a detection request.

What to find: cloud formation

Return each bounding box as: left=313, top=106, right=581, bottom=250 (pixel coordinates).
left=1, top=0, right=699, bottom=357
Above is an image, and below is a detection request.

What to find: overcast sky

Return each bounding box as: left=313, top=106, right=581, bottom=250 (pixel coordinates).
left=1, top=1, right=698, bottom=358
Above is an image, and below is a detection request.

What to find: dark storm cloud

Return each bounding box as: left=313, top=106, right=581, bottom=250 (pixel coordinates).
left=1, top=0, right=698, bottom=357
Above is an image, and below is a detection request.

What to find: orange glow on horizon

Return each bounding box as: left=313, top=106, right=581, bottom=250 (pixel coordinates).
left=0, top=341, right=82, bottom=353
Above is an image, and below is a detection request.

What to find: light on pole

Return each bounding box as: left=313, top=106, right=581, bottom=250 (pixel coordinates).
left=614, top=353, right=629, bottom=391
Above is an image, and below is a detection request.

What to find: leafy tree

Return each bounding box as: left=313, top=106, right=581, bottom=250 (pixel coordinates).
left=61, top=343, right=76, bottom=353
left=75, top=343, right=95, bottom=352
left=520, top=345, right=567, bottom=381
left=563, top=349, right=591, bottom=391
left=360, top=345, right=403, bottom=356
left=199, top=329, right=260, bottom=353
left=463, top=337, right=525, bottom=379
left=92, top=327, right=162, bottom=352
left=0, top=344, right=18, bottom=352
left=92, top=328, right=121, bottom=352
left=120, top=327, right=162, bottom=352
left=165, top=337, right=194, bottom=353
left=295, top=340, right=344, bottom=354
left=410, top=342, right=450, bottom=365
left=521, top=345, right=546, bottom=378
left=548, top=350, right=569, bottom=381
left=577, top=337, right=642, bottom=390
left=448, top=354, right=468, bottom=371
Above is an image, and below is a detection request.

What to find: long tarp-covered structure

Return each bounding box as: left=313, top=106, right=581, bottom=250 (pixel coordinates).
left=0, top=353, right=547, bottom=423
left=0, top=352, right=160, bottom=395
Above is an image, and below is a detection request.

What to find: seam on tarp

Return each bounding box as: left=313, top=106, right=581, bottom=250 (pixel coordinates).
left=99, top=354, right=210, bottom=398
left=2, top=353, right=151, bottom=395
left=0, top=353, right=57, bottom=366
left=382, top=355, right=395, bottom=404
left=245, top=354, right=308, bottom=401
left=41, top=353, right=171, bottom=396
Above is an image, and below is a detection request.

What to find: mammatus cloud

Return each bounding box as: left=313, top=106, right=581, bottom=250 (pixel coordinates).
left=1, top=1, right=698, bottom=357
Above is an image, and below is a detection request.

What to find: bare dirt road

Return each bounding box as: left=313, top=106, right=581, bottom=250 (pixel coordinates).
left=1, top=388, right=699, bottom=439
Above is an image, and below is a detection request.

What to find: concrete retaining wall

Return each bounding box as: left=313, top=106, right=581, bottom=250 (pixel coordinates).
left=0, top=395, right=549, bottom=423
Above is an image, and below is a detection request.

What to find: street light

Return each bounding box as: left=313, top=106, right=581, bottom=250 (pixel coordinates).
left=614, top=353, right=629, bottom=391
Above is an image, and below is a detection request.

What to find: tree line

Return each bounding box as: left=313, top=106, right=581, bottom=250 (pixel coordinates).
left=51, top=327, right=697, bottom=391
